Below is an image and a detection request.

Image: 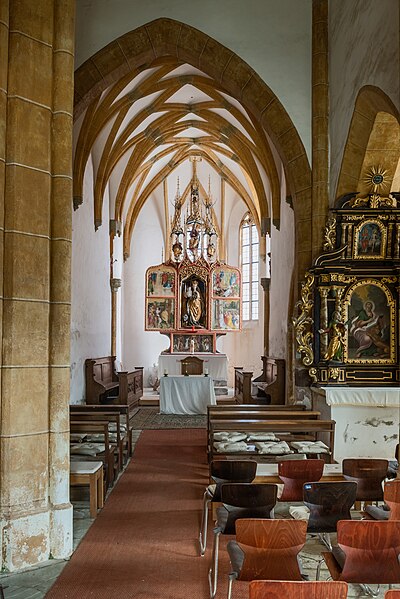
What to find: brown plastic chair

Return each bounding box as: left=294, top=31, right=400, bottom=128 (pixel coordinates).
left=208, top=483, right=277, bottom=599
left=249, top=580, right=348, bottom=599
left=199, top=459, right=257, bottom=555
left=317, top=520, right=400, bottom=597
left=278, top=459, right=324, bottom=501
left=342, top=458, right=388, bottom=502
left=365, top=479, right=400, bottom=521
left=303, top=481, right=357, bottom=549
left=226, top=518, right=308, bottom=599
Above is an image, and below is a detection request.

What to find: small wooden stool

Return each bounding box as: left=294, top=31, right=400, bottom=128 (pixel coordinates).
left=70, top=461, right=104, bottom=518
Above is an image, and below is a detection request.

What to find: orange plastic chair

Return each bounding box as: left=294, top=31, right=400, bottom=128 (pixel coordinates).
left=385, top=590, right=400, bottom=598
left=226, top=519, right=308, bottom=599
left=365, top=479, right=400, bottom=521
left=249, top=580, right=348, bottom=599
left=317, top=520, right=400, bottom=597
left=278, top=458, right=324, bottom=501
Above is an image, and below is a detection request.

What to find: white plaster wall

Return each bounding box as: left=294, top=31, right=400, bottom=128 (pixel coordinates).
left=122, top=195, right=170, bottom=384
left=70, top=157, right=112, bottom=403
left=329, top=0, right=400, bottom=201
left=269, top=171, right=295, bottom=359
left=75, top=0, right=312, bottom=159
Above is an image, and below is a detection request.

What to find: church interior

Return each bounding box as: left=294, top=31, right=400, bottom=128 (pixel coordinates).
left=0, top=0, right=400, bottom=598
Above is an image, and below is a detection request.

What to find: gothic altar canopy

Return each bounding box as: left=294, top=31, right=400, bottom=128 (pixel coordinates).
left=145, top=157, right=241, bottom=353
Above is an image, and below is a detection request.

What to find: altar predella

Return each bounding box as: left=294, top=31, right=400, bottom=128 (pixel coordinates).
left=145, top=157, right=241, bottom=354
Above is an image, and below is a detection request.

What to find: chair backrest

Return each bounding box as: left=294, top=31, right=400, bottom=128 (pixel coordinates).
left=210, top=459, right=257, bottom=502
left=342, top=458, right=388, bottom=501
left=219, top=483, right=277, bottom=533
left=249, top=580, right=348, bottom=599
left=303, top=481, right=357, bottom=533
left=385, top=590, right=400, bottom=598
left=235, top=518, right=307, bottom=581
left=384, top=479, right=400, bottom=520
left=337, top=520, right=400, bottom=584
left=278, top=459, right=325, bottom=501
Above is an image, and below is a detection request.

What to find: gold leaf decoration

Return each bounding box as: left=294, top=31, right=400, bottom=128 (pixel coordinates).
left=292, top=272, right=315, bottom=367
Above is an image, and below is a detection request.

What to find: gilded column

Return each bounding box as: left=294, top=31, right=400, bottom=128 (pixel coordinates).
left=318, top=286, right=329, bottom=355
left=48, top=0, right=75, bottom=560
left=312, top=0, right=329, bottom=258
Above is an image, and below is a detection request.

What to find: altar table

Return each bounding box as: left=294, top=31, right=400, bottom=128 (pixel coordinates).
left=159, top=375, right=216, bottom=415
left=158, top=353, right=228, bottom=381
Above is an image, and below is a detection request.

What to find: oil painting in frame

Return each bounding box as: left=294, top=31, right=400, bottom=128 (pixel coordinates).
left=146, top=266, right=176, bottom=297
left=211, top=299, right=240, bottom=331
left=212, top=266, right=240, bottom=298
left=353, top=219, right=386, bottom=259
left=146, top=298, right=175, bottom=330
left=344, top=281, right=395, bottom=363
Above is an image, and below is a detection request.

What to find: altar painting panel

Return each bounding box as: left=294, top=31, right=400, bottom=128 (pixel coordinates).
left=172, top=334, right=213, bottom=353
left=212, top=299, right=240, bottom=330
left=353, top=220, right=386, bottom=259
left=345, top=282, right=395, bottom=363
left=146, top=298, right=175, bottom=330
left=212, top=267, right=240, bottom=298
left=146, top=266, right=175, bottom=296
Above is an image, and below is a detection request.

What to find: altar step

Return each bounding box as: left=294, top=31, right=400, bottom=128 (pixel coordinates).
left=140, top=386, right=236, bottom=406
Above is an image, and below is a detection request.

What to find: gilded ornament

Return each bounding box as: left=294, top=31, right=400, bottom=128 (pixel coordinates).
left=328, top=367, right=341, bottom=380
left=323, top=215, right=337, bottom=251
left=308, top=367, right=318, bottom=383
left=292, top=272, right=315, bottom=367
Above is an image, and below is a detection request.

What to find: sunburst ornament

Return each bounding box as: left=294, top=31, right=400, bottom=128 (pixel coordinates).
left=363, top=165, right=390, bottom=194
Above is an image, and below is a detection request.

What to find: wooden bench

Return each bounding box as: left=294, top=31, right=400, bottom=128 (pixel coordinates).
left=70, top=421, right=118, bottom=489
left=208, top=418, right=336, bottom=464
left=207, top=405, right=319, bottom=435
left=85, top=356, right=144, bottom=416
left=234, top=357, right=285, bottom=405
left=70, top=460, right=104, bottom=518
left=70, top=404, right=132, bottom=458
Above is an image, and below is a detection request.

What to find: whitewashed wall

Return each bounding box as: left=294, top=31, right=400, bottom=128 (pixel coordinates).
left=75, top=0, right=312, bottom=160
left=70, top=158, right=112, bottom=403
left=329, top=0, right=400, bottom=201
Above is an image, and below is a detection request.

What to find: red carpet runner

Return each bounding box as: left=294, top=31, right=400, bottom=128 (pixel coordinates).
left=46, top=429, right=247, bottom=599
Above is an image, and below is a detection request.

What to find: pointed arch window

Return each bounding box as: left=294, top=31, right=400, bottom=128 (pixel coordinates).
left=240, top=213, right=259, bottom=321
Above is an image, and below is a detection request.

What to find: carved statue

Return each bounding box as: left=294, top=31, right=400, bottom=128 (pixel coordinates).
left=319, top=311, right=345, bottom=362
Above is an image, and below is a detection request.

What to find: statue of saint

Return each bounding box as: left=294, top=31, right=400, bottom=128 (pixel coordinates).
left=182, top=278, right=204, bottom=327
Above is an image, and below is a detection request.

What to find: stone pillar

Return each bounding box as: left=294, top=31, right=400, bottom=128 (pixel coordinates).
left=111, top=279, right=122, bottom=356
left=0, top=0, right=74, bottom=571
left=312, top=0, right=329, bottom=258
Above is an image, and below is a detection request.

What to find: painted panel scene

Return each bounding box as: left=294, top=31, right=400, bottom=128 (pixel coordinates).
left=212, top=299, right=240, bottom=330
left=356, top=222, right=383, bottom=256
left=172, top=334, right=213, bottom=353
left=212, top=267, right=240, bottom=297
left=147, top=268, right=175, bottom=296
left=347, top=284, right=392, bottom=361
left=146, top=299, right=175, bottom=330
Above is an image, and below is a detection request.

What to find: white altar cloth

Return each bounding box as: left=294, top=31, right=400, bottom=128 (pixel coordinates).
left=159, top=375, right=216, bottom=415
left=323, top=387, right=400, bottom=407
left=158, top=353, right=228, bottom=380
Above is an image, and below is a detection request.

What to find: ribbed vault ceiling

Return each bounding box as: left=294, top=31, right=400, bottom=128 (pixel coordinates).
left=73, top=58, right=282, bottom=259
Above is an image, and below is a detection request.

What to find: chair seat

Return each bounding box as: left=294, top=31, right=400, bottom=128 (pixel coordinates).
left=365, top=504, right=390, bottom=520
left=322, top=551, right=343, bottom=580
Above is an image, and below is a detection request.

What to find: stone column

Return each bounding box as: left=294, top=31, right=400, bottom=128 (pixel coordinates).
left=111, top=278, right=122, bottom=356
left=0, top=0, right=74, bottom=571
left=48, top=0, right=75, bottom=560
left=312, top=0, right=329, bottom=258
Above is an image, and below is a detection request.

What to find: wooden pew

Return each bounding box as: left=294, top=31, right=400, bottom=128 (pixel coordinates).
left=208, top=418, right=336, bottom=464
left=70, top=404, right=132, bottom=456
left=207, top=405, right=318, bottom=435
left=234, top=357, right=286, bottom=405
left=70, top=410, right=127, bottom=470
left=85, top=356, right=144, bottom=416
left=70, top=421, right=118, bottom=490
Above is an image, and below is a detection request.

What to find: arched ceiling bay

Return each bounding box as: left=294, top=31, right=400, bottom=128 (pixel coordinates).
left=73, top=59, right=283, bottom=258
